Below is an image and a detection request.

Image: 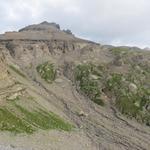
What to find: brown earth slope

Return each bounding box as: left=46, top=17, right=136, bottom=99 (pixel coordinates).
left=0, top=22, right=150, bottom=150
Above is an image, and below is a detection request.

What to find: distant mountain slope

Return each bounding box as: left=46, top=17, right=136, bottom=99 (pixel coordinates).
left=0, top=22, right=149, bottom=150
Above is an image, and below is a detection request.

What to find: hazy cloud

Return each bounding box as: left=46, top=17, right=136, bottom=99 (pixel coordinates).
left=0, top=0, right=150, bottom=48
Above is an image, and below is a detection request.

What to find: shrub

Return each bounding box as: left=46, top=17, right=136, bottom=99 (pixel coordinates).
left=36, top=62, right=56, bottom=83
left=75, top=64, right=104, bottom=106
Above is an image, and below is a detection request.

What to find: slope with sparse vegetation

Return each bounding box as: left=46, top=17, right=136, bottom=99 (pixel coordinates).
left=0, top=22, right=150, bottom=150
left=0, top=95, right=73, bottom=134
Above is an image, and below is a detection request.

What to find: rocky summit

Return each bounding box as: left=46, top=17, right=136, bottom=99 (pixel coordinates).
left=0, top=22, right=150, bottom=150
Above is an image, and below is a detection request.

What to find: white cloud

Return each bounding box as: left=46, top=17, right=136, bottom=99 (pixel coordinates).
left=0, top=0, right=150, bottom=48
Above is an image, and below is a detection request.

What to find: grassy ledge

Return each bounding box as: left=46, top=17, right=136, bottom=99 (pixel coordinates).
left=0, top=107, right=34, bottom=134
left=0, top=97, right=73, bottom=134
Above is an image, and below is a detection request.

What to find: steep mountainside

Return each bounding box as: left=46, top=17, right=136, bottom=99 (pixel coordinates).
left=0, top=22, right=150, bottom=150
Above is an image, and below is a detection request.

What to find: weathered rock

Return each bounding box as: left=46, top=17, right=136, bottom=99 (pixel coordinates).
left=55, top=78, right=63, bottom=83
left=90, top=74, right=99, bottom=80
left=129, top=83, right=137, bottom=93
left=78, top=111, right=88, bottom=117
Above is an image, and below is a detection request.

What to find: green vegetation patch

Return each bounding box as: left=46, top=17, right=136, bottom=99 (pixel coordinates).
left=0, top=108, right=34, bottom=134
left=110, top=47, right=130, bottom=56
left=36, top=62, right=56, bottom=83
left=15, top=104, right=73, bottom=131
left=9, top=65, right=26, bottom=78
left=0, top=96, right=73, bottom=134
left=74, top=61, right=150, bottom=126
left=75, top=64, right=104, bottom=106
left=106, top=72, right=150, bottom=125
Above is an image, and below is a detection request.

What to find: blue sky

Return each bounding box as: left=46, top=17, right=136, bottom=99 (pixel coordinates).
left=0, top=0, right=150, bottom=48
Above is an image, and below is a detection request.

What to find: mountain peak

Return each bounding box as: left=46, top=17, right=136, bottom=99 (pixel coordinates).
left=40, top=21, right=51, bottom=25
left=19, top=21, right=60, bottom=32
left=40, top=21, right=60, bottom=29
left=0, top=21, right=84, bottom=41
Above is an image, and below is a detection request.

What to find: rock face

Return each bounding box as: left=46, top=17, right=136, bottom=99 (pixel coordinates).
left=0, top=51, right=9, bottom=81
left=0, top=22, right=150, bottom=150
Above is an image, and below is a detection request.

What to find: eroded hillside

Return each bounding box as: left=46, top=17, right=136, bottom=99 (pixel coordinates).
left=0, top=22, right=150, bottom=150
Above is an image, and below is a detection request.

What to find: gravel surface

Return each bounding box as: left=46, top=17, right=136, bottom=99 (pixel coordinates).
left=0, top=145, right=32, bottom=150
